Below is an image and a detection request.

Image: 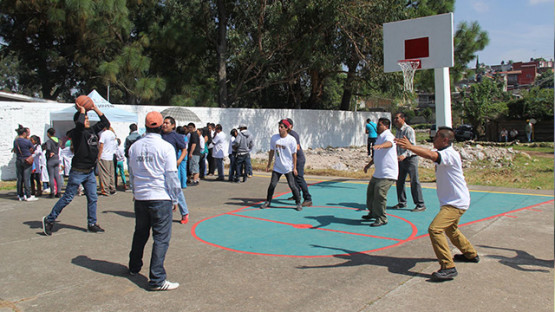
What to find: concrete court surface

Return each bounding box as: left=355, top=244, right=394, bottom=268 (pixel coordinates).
left=0, top=172, right=553, bottom=312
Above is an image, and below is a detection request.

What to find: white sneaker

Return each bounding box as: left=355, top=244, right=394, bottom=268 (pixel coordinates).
left=26, top=195, right=38, bottom=201
left=150, top=280, right=179, bottom=291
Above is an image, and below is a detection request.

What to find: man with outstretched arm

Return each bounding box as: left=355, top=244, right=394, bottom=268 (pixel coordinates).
left=361, top=118, right=398, bottom=227
left=395, top=126, right=479, bottom=281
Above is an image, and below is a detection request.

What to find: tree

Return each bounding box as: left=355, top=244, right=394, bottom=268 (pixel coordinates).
left=507, top=86, right=554, bottom=120
left=456, top=77, right=508, bottom=135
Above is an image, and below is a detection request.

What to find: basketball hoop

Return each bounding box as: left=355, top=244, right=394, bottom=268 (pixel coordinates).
left=398, top=59, right=421, bottom=93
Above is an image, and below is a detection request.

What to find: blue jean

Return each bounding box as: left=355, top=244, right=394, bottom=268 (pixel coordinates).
left=245, top=153, right=253, bottom=176
left=116, top=161, right=126, bottom=185
left=129, top=200, right=172, bottom=287
left=294, top=158, right=312, bottom=201
left=228, top=153, right=237, bottom=181
left=46, top=169, right=98, bottom=225
left=177, top=152, right=187, bottom=188
left=16, top=158, right=32, bottom=198
left=199, top=153, right=206, bottom=178
left=235, top=153, right=249, bottom=181
left=215, top=158, right=224, bottom=179
left=177, top=190, right=188, bottom=216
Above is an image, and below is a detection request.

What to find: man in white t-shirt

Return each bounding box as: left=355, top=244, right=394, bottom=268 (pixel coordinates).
left=362, top=118, right=398, bottom=227
left=212, top=124, right=227, bottom=181
left=128, top=111, right=181, bottom=291
left=98, top=127, right=118, bottom=195
left=260, top=119, right=302, bottom=211
left=396, top=126, right=479, bottom=282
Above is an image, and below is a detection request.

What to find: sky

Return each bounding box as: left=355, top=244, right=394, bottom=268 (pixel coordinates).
left=454, top=0, right=554, bottom=66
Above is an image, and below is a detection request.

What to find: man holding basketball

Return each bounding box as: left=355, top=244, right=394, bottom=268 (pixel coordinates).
left=42, top=96, right=109, bottom=235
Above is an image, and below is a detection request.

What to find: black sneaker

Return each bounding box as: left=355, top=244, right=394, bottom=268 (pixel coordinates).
left=391, top=204, right=406, bottom=209
left=87, top=224, right=105, bottom=233
left=370, top=220, right=387, bottom=227
left=431, top=267, right=458, bottom=281
left=411, top=206, right=426, bottom=212
left=361, top=214, right=375, bottom=220
left=42, top=216, right=54, bottom=236
left=295, top=203, right=302, bottom=211
left=287, top=196, right=295, bottom=200
left=453, top=254, right=480, bottom=263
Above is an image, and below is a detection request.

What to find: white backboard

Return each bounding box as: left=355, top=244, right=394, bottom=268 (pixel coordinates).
left=383, top=13, right=454, bottom=73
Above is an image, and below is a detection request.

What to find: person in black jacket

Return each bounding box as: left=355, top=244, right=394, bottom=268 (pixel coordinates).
left=42, top=100, right=110, bottom=236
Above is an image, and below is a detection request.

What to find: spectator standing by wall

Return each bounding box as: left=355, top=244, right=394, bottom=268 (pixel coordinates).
left=212, top=124, right=227, bottom=181
left=97, top=127, right=117, bottom=196
left=45, top=128, right=63, bottom=198
left=13, top=125, right=37, bottom=201
left=366, top=118, right=378, bottom=157
left=124, top=123, right=141, bottom=189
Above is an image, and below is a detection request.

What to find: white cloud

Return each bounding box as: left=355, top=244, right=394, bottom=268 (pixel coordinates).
left=471, top=1, right=489, bottom=13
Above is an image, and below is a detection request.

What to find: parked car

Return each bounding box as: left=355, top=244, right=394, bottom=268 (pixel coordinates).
left=455, top=124, right=476, bottom=141
left=429, top=124, right=437, bottom=140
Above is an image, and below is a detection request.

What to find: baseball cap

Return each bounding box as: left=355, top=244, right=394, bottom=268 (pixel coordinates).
left=145, top=111, right=163, bottom=128
left=279, top=119, right=291, bottom=128
left=286, top=118, right=293, bottom=126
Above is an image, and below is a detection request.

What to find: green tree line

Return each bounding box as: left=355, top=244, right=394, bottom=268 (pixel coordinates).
left=0, top=0, right=487, bottom=109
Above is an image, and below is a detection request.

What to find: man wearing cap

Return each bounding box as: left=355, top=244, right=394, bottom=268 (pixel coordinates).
left=127, top=111, right=181, bottom=291
left=285, top=118, right=312, bottom=207
left=42, top=98, right=109, bottom=235
left=261, top=119, right=302, bottom=211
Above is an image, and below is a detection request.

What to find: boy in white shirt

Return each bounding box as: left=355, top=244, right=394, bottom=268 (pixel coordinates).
left=396, top=126, right=479, bottom=281
left=261, top=119, right=302, bottom=211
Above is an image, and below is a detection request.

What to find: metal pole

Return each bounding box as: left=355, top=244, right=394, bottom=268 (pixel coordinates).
left=434, top=67, right=452, bottom=128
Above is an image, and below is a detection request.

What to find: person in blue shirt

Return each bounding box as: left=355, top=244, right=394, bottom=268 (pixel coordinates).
left=366, top=118, right=378, bottom=157
left=161, top=116, right=190, bottom=225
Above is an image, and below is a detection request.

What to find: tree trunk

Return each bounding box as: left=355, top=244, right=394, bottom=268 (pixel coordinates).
left=306, top=69, right=324, bottom=109
left=216, top=0, right=228, bottom=108
left=340, top=60, right=358, bottom=111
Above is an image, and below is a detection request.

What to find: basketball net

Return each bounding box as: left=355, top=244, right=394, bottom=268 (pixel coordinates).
left=398, top=60, right=420, bottom=93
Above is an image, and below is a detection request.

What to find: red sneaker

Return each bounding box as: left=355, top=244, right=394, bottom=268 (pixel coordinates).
left=180, top=214, right=189, bottom=224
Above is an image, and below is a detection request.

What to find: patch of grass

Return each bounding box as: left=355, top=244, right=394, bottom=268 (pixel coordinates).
left=0, top=181, right=17, bottom=191
left=463, top=153, right=553, bottom=190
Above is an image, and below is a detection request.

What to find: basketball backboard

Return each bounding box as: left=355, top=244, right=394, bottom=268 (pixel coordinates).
left=383, top=13, right=454, bottom=73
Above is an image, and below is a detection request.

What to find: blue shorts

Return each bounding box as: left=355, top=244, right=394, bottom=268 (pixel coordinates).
left=189, top=155, right=200, bottom=174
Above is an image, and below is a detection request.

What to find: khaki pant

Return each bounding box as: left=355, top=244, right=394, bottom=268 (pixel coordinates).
left=366, top=177, right=395, bottom=223
left=98, top=159, right=116, bottom=194
left=429, top=205, right=477, bottom=269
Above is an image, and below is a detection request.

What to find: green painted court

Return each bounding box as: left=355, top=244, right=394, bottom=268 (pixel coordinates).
left=192, top=180, right=553, bottom=257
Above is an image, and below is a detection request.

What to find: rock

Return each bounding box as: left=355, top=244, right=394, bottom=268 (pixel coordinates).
left=332, top=162, right=348, bottom=171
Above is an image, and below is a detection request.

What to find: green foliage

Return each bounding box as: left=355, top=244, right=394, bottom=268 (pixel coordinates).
left=455, top=78, right=508, bottom=134
left=0, top=0, right=478, bottom=109
left=506, top=87, right=554, bottom=120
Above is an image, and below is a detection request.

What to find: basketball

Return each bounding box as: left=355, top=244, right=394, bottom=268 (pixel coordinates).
left=75, top=95, right=94, bottom=111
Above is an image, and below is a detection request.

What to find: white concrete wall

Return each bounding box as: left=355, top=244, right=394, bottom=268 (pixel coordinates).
left=0, top=101, right=388, bottom=180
